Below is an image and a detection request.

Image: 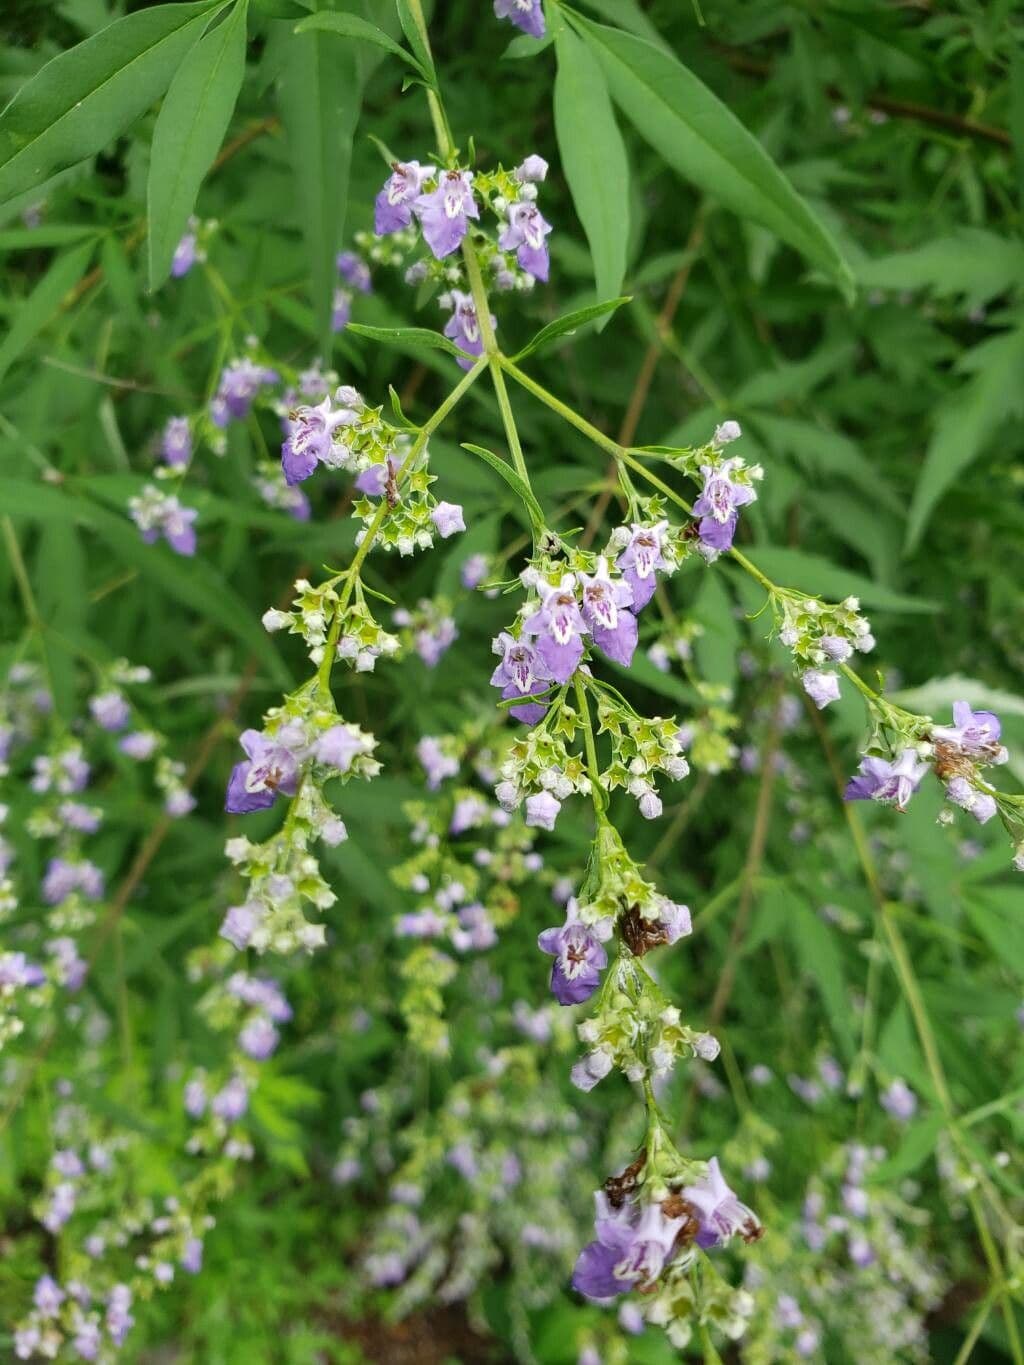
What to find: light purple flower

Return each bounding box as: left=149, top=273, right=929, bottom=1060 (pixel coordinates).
left=490, top=630, right=557, bottom=723
left=443, top=290, right=494, bottom=369
left=932, top=700, right=1004, bottom=758
left=570, top=1048, right=614, bottom=1091
left=521, top=575, right=587, bottom=683
left=33, top=1275, right=64, bottom=1318
left=375, top=160, right=434, bottom=235
left=220, top=901, right=265, bottom=951
left=119, top=730, right=157, bottom=760
left=331, top=288, right=351, bottom=333
left=537, top=900, right=613, bottom=1006
left=801, top=669, right=841, bottom=709
left=281, top=394, right=359, bottom=485
left=572, top=1193, right=685, bottom=1300
left=416, top=736, right=459, bottom=789
left=89, top=690, right=130, bottom=732
left=844, top=748, right=929, bottom=811
left=212, top=358, right=279, bottom=426
left=161, top=416, right=191, bottom=467
left=42, top=857, right=104, bottom=905
left=945, top=776, right=998, bottom=824
left=431, top=501, right=465, bottom=538
left=516, top=155, right=548, bottom=183
left=415, top=170, right=478, bottom=259
left=616, top=522, right=669, bottom=611
left=494, top=0, right=546, bottom=39
left=72, top=1322, right=101, bottom=1359
left=224, top=725, right=304, bottom=814
left=181, top=1239, right=203, bottom=1274
left=880, top=1078, right=917, bottom=1121
left=461, top=553, right=490, bottom=589
left=678, top=1157, right=763, bottom=1249
left=105, top=1285, right=134, bottom=1346
left=59, top=801, right=101, bottom=833
left=414, top=616, right=457, bottom=668
left=354, top=457, right=394, bottom=497
left=239, top=1014, right=280, bottom=1060
left=211, top=1076, right=248, bottom=1122
left=526, top=791, right=561, bottom=830
left=314, top=724, right=367, bottom=773
left=693, top=459, right=756, bottom=551
left=499, top=200, right=552, bottom=281
left=579, top=557, right=637, bottom=665
left=337, top=250, right=372, bottom=293
left=0, top=952, right=45, bottom=988
left=820, top=634, right=853, bottom=662
left=171, top=232, right=197, bottom=278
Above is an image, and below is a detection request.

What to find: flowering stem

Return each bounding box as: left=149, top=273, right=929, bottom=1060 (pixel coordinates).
left=574, top=673, right=607, bottom=820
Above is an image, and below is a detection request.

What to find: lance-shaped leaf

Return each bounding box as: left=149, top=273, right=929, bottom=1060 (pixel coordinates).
left=0, top=239, right=96, bottom=383
left=0, top=1, right=226, bottom=205
left=276, top=17, right=362, bottom=351
left=462, top=443, right=547, bottom=537
left=573, top=16, right=853, bottom=300
left=346, top=322, right=469, bottom=359
left=296, top=12, right=426, bottom=77
left=513, top=296, right=632, bottom=360
left=552, top=17, right=631, bottom=315
left=148, top=0, right=249, bottom=290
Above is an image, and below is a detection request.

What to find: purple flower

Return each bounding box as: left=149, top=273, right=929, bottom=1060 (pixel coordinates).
left=314, top=723, right=367, bottom=773
left=354, top=457, right=394, bottom=497
left=0, top=952, right=45, bottom=988
left=526, top=790, right=561, bottom=830
left=572, top=1194, right=685, bottom=1300
left=844, top=748, right=929, bottom=811
left=678, top=1157, right=763, bottom=1249
left=616, top=522, right=669, bottom=611
left=521, top=575, right=587, bottom=683
left=281, top=395, right=359, bottom=485
left=801, top=669, right=841, bottom=709
left=337, top=250, right=372, bottom=293
left=516, top=155, right=548, bottom=183
left=932, top=700, right=1005, bottom=758
left=161, top=416, right=192, bottom=467
left=431, top=501, right=465, bottom=539
left=89, top=690, right=130, bottom=732
left=415, top=170, right=478, bottom=259
left=375, top=160, right=434, bottom=235
left=537, top=900, right=613, bottom=1006
left=184, top=1078, right=207, bottom=1118
left=461, top=553, right=490, bottom=589
left=579, top=557, right=637, bottom=666
left=498, top=200, right=552, bottom=281
left=494, top=0, right=545, bottom=39
left=693, top=459, right=756, bottom=552
left=220, top=901, right=265, bottom=951
left=331, top=288, right=351, bottom=333
left=416, top=736, right=459, bottom=789
left=224, top=725, right=304, bottom=814
left=880, top=1078, right=917, bottom=1121
left=491, top=632, right=558, bottom=725
left=130, top=487, right=199, bottom=556
left=443, top=290, right=494, bottom=369
left=119, top=730, right=158, bottom=760
left=945, top=776, right=998, bottom=823
left=239, top=1014, right=279, bottom=1060
left=33, top=1275, right=64, bottom=1318
left=171, top=232, right=197, bottom=278
left=105, top=1285, right=134, bottom=1347
left=212, top=358, right=279, bottom=426
left=42, top=857, right=104, bottom=905
left=211, top=1075, right=248, bottom=1122
left=414, top=616, right=457, bottom=668
left=181, top=1239, right=204, bottom=1274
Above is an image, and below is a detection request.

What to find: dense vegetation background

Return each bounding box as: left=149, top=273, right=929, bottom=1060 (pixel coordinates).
left=1, top=0, right=1023, bottom=1361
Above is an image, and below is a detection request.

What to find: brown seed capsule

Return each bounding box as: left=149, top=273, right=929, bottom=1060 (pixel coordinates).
left=620, top=905, right=668, bottom=958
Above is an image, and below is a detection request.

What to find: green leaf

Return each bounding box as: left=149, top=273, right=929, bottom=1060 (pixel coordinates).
left=574, top=17, right=853, bottom=299
left=964, top=892, right=1024, bottom=977
left=276, top=16, right=362, bottom=350
left=502, top=32, right=555, bottom=59
left=552, top=18, right=630, bottom=314
left=1013, top=48, right=1024, bottom=211
left=346, top=321, right=467, bottom=358
left=576, top=0, right=672, bottom=53
left=739, top=546, right=939, bottom=614
left=0, top=1, right=224, bottom=206
left=0, top=239, right=95, bottom=382
left=867, top=1115, right=943, bottom=1185
left=147, top=0, right=249, bottom=290
left=512, top=296, right=631, bottom=359
left=461, top=443, right=547, bottom=535
left=0, top=477, right=290, bottom=686
left=905, top=326, right=1024, bottom=553
left=856, top=231, right=1024, bottom=312
left=295, top=12, right=425, bottom=76
left=787, top=899, right=856, bottom=1059
left=890, top=675, right=1024, bottom=723
left=394, top=0, right=436, bottom=85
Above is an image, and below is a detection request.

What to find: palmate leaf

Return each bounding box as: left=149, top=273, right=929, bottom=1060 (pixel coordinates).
left=552, top=16, right=631, bottom=317
left=0, top=1, right=227, bottom=206
left=147, top=0, right=250, bottom=290
left=573, top=16, right=853, bottom=300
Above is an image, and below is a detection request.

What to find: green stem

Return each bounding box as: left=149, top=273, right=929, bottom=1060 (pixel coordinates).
left=574, top=673, right=607, bottom=819
left=2, top=515, right=62, bottom=722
